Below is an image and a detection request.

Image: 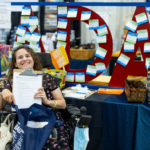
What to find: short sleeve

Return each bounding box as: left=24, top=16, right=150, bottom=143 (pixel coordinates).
left=43, top=73, right=60, bottom=91
left=2, top=79, right=12, bottom=92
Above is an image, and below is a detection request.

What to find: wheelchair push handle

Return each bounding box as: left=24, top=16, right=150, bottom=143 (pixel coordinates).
left=80, top=106, right=87, bottom=115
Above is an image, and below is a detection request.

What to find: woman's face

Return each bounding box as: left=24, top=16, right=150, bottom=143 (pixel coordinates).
left=15, top=48, right=34, bottom=70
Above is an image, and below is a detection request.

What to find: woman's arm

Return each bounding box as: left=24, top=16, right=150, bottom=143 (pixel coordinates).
left=34, top=87, right=66, bottom=109
left=0, top=93, right=6, bottom=110
left=50, top=87, right=66, bottom=109
left=0, top=89, right=16, bottom=110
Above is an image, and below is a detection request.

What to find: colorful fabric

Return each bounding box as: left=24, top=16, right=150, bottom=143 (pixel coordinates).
left=0, top=44, right=11, bottom=75
left=3, top=73, right=72, bottom=150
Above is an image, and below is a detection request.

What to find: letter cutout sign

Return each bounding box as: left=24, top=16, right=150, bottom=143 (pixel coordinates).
left=57, top=6, right=148, bottom=87
left=57, top=6, right=113, bottom=83
left=109, top=7, right=150, bottom=87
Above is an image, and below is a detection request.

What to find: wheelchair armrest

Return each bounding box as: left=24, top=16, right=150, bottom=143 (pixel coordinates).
left=0, top=106, right=17, bottom=122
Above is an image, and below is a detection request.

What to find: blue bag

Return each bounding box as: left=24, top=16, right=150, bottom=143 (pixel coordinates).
left=11, top=103, right=63, bottom=150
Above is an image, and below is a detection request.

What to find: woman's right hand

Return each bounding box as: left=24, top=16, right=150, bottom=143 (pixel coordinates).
left=1, top=89, right=16, bottom=104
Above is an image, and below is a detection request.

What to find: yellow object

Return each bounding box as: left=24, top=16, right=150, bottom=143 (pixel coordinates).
left=46, top=69, right=67, bottom=89
left=86, top=75, right=111, bottom=86
left=98, top=88, right=124, bottom=95
left=112, top=50, right=141, bottom=57
left=127, top=75, right=146, bottom=81
left=52, top=100, right=57, bottom=108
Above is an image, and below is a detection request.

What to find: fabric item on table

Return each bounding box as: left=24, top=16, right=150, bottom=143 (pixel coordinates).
left=85, top=93, right=111, bottom=102
left=103, top=93, right=148, bottom=150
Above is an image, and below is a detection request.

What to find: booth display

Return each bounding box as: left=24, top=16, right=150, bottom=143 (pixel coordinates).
left=1, top=2, right=150, bottom=150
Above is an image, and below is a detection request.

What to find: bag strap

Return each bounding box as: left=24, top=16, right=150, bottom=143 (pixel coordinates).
left=11, top=102, right=19, bottom=112
left=3, top=114, right=11, bottom=125
left=8, top=120, right=14, bottom=133
left=55, top=120, right=63, bottom=127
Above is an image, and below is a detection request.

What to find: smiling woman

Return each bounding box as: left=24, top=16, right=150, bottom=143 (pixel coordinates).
left=7, top=46, right=43, bottom=80
left=0, top=45, right=72, bottom=150
left=15, top=49, right=34, bottom=70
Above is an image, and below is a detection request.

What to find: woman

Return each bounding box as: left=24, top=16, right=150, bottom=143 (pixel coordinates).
left=0, top=45, right=72, bottom=150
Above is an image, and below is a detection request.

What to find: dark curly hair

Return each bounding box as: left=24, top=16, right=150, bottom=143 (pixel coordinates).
left=7, top=45, right=43, bottom=80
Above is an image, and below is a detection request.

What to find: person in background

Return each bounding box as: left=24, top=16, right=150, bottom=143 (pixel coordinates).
left=0, top=45, right=72, bottom=150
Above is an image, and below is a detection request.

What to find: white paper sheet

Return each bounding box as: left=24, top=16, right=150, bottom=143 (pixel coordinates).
left=67, top=93, right=87, bottom=98
left=27, top=121, right=48, bottom=128
left=62, top=89, right=74, bottom=95
left=13, top=72, right=42, bottom=110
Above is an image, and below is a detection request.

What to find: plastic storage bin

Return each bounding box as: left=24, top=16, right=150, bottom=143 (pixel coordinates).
left=46, top=69, right=67, bottom=89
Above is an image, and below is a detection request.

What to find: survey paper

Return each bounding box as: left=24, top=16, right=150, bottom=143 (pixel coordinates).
left=124, top=42, right=134, bottom=52
left=95, top=63, right=106, bottom=73
left=126, top=31, right=138, bottom=44
left=97, top=34, right=107, bottom=43
left=125, top=20, right=138, bottom=32
left=135, top=12, right=148, bottom=25
left=81, top=11, right=91, bottom=20
left=58, top=7, right=67, bottom=17
left=56, top=41, right=67, bottom=49
left=97, top=24, right=108, bottom=36
left=86, top=65, right=97, bottom=76
left=146, top=58, right=150, bottom=69
left=117, top=53, right=130, bottom=67
left=57, top=30, right=67, bottom=41
left=66, top=72, right=74, bottom=82
left=89, top=19, right=99, bottom=30
left=144, top=43, right=150, bottom=53
left=17, top=35, right=25, bottom=44
left=57, top=18, right=68, bottom=29
left=95, top=47, right=107, bottom=59
left=137, top=29, right=148, bottom=41
left=75, top=72, right=85, bottom=82
left=67, top=8, right=78, bottom=18
left=13, top=72, right=42, bottom=110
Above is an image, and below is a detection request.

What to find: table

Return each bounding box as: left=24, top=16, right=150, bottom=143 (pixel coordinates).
left=65, top=84, right=149, bottom=150
left=1, top=84, right=149, bottom=150
left=103, top=93, right=149, bottom=150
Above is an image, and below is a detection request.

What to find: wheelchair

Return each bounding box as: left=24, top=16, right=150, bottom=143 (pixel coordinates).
left=0, top=52, right=92, bottom=150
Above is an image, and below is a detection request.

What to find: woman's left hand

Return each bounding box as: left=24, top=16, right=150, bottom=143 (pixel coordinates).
left=34, top=87, right=49, bottom=105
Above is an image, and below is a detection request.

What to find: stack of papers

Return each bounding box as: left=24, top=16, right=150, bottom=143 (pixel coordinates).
left=66, top=93, right=87, bottom=99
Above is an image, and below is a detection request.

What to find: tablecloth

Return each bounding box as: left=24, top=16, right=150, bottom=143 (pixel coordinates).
left=103, top=93, right=149, bottom=150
